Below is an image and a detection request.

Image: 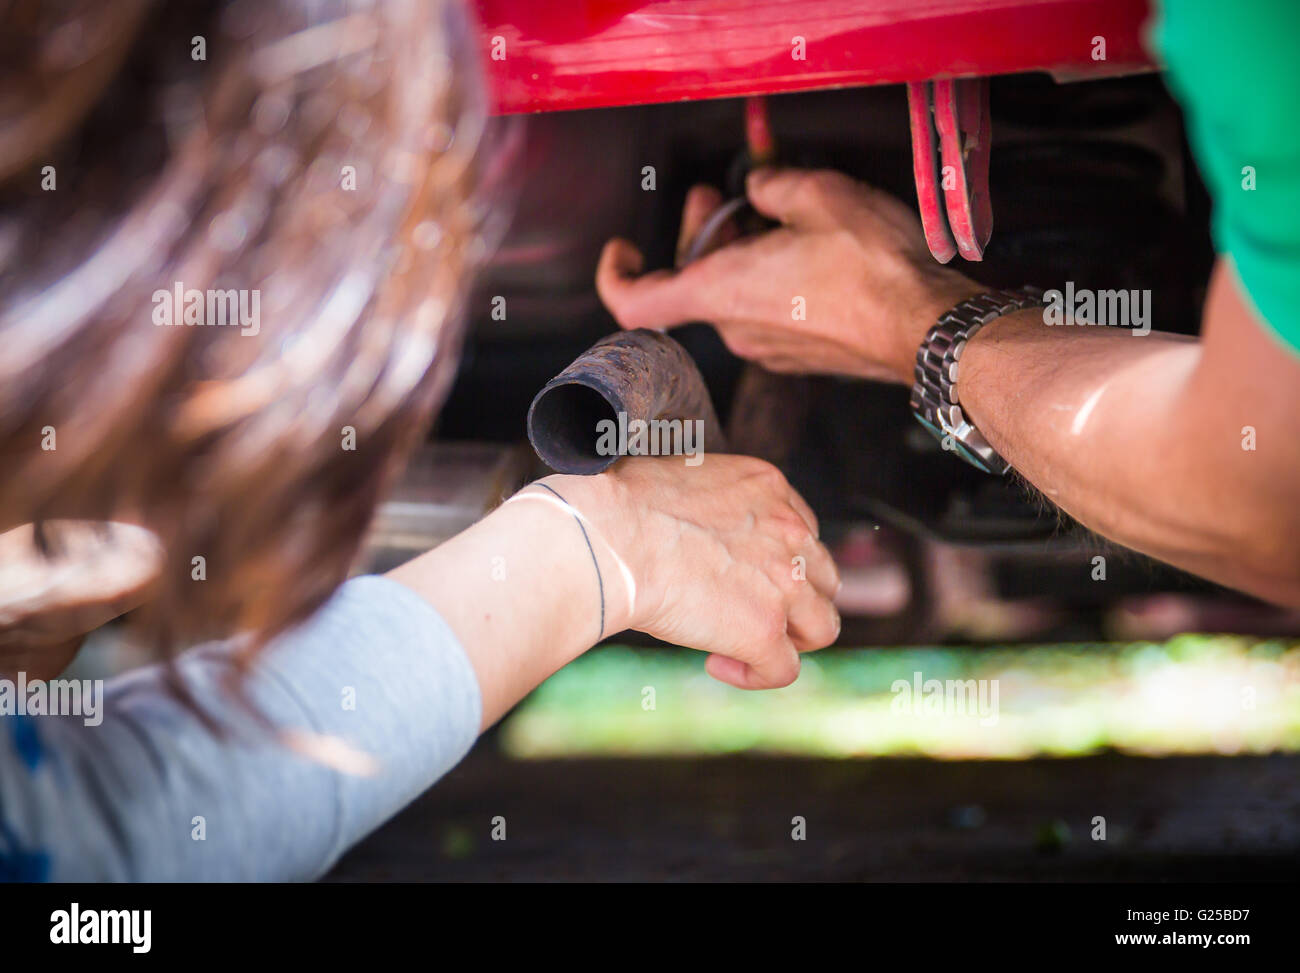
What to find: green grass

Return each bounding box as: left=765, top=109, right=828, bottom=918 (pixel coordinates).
left=500, top=636, right=1300, bottom=760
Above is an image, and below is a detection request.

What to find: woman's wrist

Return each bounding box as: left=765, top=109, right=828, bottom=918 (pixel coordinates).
left=387, top=479, right=631, bottom=728
left=514, top=473, right=637, bottom=638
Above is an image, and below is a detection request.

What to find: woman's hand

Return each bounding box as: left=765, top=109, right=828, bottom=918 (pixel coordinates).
left=391, top=453, right=839, bottom=729
left=596, top=168, right=982, bottom=384
left=545, top=454, right=840, bottom=690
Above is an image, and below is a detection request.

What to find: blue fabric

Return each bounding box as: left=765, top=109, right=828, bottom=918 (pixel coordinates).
left=0, top=576, right=481, bottom=881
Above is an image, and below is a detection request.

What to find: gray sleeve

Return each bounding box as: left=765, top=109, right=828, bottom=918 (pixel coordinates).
left=0, top=575, right=482, bottom=881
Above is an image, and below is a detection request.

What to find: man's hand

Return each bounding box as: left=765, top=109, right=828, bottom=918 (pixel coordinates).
left=548, top=455, right=840, bottom=690
left=596, top=168, right=981, bottom=383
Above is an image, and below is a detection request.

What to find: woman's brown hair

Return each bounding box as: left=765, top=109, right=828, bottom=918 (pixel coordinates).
left=0, top=0, right=491, bottom=677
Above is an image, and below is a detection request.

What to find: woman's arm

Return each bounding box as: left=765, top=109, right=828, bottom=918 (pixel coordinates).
left=390, top=455, right=842, bottom=727
left=1, top=455, right=838, bottom=879
left=1, top=575, right=481, bottom=881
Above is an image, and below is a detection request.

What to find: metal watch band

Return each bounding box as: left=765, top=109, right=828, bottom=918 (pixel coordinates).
left=909, top=286, right=1046, bottom=475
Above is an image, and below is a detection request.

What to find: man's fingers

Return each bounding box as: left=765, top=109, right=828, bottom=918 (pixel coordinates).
left=598, top=235, right=644, bottom=279
left=675, top=184, right=727, bottom=263
left=746, top=166, right=856, bottom=230
left=596, top=237, right=710, bottom=331
left=595, top=238, right=738, bottom=335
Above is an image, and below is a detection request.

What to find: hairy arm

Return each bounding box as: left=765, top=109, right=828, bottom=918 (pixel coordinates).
left=957, top=260, right=1300, bottom=605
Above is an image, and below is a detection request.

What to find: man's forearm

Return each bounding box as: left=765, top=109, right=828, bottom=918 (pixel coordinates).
left=958, top=310, right=1211, bottom=567
left=953, top=262, right=1300, bottom=605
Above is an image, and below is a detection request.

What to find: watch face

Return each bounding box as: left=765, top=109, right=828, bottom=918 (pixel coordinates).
left=915, top=414, right=944, bottom=439
left=914, top=410, right=998, bottom=474
left=942, top=431, right=984, bottom=471
left=952, top=441, right=994, bottom=474
left=914, top=412, right=985, bottom=472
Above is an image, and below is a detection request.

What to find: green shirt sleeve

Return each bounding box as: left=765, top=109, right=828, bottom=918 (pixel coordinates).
left=1151, top=0, right=1300, bottom=353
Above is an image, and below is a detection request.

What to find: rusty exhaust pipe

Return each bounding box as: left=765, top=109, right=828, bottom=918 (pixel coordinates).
left=527, top=329, right=726, bottom=474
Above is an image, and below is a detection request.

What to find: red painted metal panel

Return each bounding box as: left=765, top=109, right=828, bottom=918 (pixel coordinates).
left=473, top=0, right=1155, bottom=114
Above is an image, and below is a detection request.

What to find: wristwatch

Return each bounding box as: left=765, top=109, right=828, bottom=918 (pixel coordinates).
left=909, top=286, right=1045, bottom=475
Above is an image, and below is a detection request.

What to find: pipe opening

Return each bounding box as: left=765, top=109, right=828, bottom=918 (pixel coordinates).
left=528, top=382, right=619, bottom=475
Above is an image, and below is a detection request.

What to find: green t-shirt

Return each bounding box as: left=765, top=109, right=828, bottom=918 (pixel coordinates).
left=1152, top=0, right=1300, bottom=353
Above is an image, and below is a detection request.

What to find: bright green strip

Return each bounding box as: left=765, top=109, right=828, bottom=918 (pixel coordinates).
left=500, top=637, right=1300, bottom=760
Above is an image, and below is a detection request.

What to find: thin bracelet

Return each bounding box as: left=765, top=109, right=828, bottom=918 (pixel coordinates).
left=530, top=481, right=606, bottom=641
